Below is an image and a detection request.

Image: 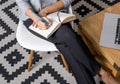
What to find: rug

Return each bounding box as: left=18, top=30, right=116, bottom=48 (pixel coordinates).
left=0, top=0, right=119, bottom=84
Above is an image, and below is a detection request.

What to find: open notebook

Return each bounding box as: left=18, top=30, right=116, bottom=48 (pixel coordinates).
left=100, top=13, right=120, bottom=50
left=29, top=12, right=76, bottom=38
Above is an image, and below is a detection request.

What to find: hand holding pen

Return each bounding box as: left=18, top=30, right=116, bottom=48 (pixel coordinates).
left=32, top=11, right=51, bottom=30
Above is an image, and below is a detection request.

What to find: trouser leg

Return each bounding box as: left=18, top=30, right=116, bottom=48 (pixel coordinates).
left=23, top=19, right=100, bottom=84
left=49, top=24, right=100, bottom=84
left=56, top=44, right=96, bottom=84
left=68, top=35, right=100, bottom=76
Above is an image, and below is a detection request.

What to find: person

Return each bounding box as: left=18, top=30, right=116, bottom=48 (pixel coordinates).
left=16, top=0, right=119, bottom=84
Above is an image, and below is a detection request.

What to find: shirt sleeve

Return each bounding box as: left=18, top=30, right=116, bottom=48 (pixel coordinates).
left=16, top=0, right=32, bottom=14
left=61, top=0, right=74, bottom=8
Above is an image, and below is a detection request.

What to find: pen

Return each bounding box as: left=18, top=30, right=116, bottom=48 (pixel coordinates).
left=32, top=11, right=48, bottom=24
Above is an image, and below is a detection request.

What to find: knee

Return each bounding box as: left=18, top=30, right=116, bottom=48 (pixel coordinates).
left=64, top=33, right=73, bottom=41
left=55, top=26, right=77, bottom=42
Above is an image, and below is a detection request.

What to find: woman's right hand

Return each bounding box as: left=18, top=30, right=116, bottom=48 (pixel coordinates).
left=32, top=17, right=51, bottom=30
left=25, top=8, right=51, bottom=30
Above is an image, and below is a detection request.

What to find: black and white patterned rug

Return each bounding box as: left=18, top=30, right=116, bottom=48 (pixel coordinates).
left=0, top=0, right=119, bottom=84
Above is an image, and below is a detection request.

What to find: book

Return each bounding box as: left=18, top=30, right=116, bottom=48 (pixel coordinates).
left=29, top=12, right=76, bottom=38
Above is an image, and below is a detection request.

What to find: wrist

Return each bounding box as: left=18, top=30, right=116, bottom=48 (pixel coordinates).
left=31, top=13, right=39, bottom=22
left=39, top=9, right=48, bottom=17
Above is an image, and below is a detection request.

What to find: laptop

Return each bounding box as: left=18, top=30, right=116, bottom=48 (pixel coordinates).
left=100, top=13, right=120, bottom=50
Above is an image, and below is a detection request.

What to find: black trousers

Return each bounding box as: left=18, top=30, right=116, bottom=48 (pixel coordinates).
left=23, top=19, right=101, bottom=84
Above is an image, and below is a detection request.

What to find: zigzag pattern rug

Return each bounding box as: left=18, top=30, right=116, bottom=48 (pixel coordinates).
left=0, top=0, right=119, bottom=84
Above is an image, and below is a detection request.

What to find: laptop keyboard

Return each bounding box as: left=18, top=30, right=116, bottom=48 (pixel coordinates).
left=115, top=18, right=120, bottom=44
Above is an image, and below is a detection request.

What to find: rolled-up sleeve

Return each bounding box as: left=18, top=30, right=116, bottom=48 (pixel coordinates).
left=61, top=0, right=74, bottom=8
left=16, top=0, right=32, bottom=14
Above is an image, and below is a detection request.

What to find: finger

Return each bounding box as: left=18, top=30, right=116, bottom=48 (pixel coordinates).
left=32, top=21, right=38, bottom=28
left=36, top=19, right=49, bottom=29
left=38, top=26, right=46, bottom=30
left=34, top=23, right=38, bottom=28
left=38, top=25, right=49, bottom=30
left=43, top=17, right=51, bottom=24
left=43, top=17, right=49, bottom=22
left=42, top=24, right=50, bottom=29
left=44, top=18, right=52, bottom=26
left=32, top=22, right=36, bottom=27
left=37, top=20, right=46, bottom=27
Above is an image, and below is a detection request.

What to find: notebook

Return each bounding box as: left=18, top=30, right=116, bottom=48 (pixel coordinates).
left=100, top=13, right=120, bottom=50
left=29, top=12, right=76, bottom=38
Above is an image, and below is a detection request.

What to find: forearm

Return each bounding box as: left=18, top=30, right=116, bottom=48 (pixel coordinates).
left=39, top=0, right=65, bottom=16
left=45, top=1, right=64, bottom=13
left=25, top=8, right=39, bottom=22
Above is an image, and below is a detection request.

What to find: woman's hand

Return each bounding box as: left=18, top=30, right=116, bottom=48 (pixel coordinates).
left=25, top=8, right=51, bottom=30
left=32, top=17, right=51, bottom=30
